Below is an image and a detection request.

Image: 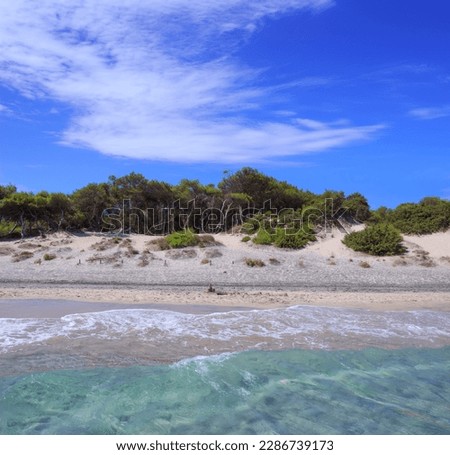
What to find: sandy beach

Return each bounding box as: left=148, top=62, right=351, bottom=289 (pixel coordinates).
left=0, top=229, right=449, bottom=313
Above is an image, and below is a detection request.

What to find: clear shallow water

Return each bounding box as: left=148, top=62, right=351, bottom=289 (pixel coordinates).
left=0, top=347, right=449, bottom=435
left=0, top=304, right=449, bottom=435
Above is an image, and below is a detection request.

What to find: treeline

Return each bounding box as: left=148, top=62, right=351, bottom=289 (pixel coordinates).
left=0, top=168, right=449, bottom=240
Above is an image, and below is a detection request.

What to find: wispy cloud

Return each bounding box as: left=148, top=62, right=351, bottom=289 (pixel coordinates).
left=0, top=0, right=383, bottom=164
left=409, top=106, right=450, bottom=120
left=0, top=103, right=10, bottom=114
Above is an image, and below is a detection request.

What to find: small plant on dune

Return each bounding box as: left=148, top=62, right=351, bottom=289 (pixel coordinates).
left=273, top=227, right=316, bottom=249
left=197, top=234, right=219, bottom=248
left=138, top=255, right=150, bottom=267
left=359, top=261, right=371, bottom=268
left=43, top=253, right=57, bottom=261
left=241, top=235, right=251, bottom=242
left=148, top=237, right=170, bottom=251
left=392, top=258, right=408, bottom=267
left=245, top=258, right=266, bottom=267
left=11, top=251, right=34, bottom=262
left=166, top=230, right=199, bottom=248
left=343, top=224, right=406, bottom=256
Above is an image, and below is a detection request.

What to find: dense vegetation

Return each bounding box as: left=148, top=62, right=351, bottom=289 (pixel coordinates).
left=1, top=168, right=449, bottom=254
left=370, top=197, right=450, bottom=235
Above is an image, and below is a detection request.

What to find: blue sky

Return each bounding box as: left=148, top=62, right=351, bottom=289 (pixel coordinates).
left=0, top=0, right=449, bottom=208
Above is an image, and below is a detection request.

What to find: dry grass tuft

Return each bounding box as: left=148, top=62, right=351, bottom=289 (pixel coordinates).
left=87, top=252, right=122, bottom=264
left=203, top=249, right=223, bottom=259
left=17, top=242, right=42, bottom=250
left=11, top=251, right=34, bottom=262
left=245, top=258, right=265, bottom=267
left=392, top=258, right=408, bottom=267
left=138, top=254, right=150, bottom=267
left=440, top=256, right=450, bottom=264
left=165, top=249, right=197, bottom=260
left=0, top=246, right=15, bottom=256
left=147, top=237, right=170, bottom=251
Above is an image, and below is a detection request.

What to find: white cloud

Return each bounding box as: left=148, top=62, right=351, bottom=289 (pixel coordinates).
left=409, top=106, right=450, bottom=120
left=0, top=0, right=384, bottom=163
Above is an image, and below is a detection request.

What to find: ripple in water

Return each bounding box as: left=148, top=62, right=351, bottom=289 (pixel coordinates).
left=0, top=347, right=449, bottom=435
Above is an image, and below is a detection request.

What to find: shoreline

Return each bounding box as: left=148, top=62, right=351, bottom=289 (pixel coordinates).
left=1, top=230, right=449, bottom=315
left=1, top=286, right=450, bottom=314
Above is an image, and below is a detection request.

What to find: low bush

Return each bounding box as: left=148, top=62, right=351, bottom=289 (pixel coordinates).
left=166, top=230, right=199, bottom=248
left=241, top=236, right=251, bottom=242
left=252, top=229, right=273, bottom=245
left=343, top=224, right=405, bottom=256
left=43, top=253, right=57, bottom=261
left=273, top=227, right=316, bottom=249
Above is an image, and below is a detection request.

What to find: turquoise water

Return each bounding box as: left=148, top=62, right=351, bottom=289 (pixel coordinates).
left=1, top=347, right=449, bottom=435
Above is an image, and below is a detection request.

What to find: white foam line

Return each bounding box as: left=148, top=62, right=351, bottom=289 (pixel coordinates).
left=1, top=307, right=449, bottom=353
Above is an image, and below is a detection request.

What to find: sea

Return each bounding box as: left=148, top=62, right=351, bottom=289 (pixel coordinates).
left=0, top=303, right=449, bottom=435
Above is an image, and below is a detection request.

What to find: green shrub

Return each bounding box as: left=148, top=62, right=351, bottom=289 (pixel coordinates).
left=273, top=227, right=316, bottom=249
left=241, top=235, right=251, bottom=242
left=166, top=230, right=199, bottom=248
left=252, top=228, right=274, bottom=245
left=343, top=224, right=406, bottom=256
left=43, top=253, right=57, bottom=261
left=241, top=216, right=260, bottom=235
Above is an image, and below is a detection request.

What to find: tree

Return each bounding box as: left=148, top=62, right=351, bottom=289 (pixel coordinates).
left=343, top=192, right=371, bottom=222
left=0, top=192, right=36, bottom=237
left=71, top=183, right=112, bottom=230
left=0, top=184, right=17, bottom=200
left=218, top=167, right=275, bottom=207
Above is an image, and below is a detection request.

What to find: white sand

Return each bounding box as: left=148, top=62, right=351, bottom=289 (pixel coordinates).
left=0, top=229, right=449, bottom=312
left=403, top=232, right=450, bottom=258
